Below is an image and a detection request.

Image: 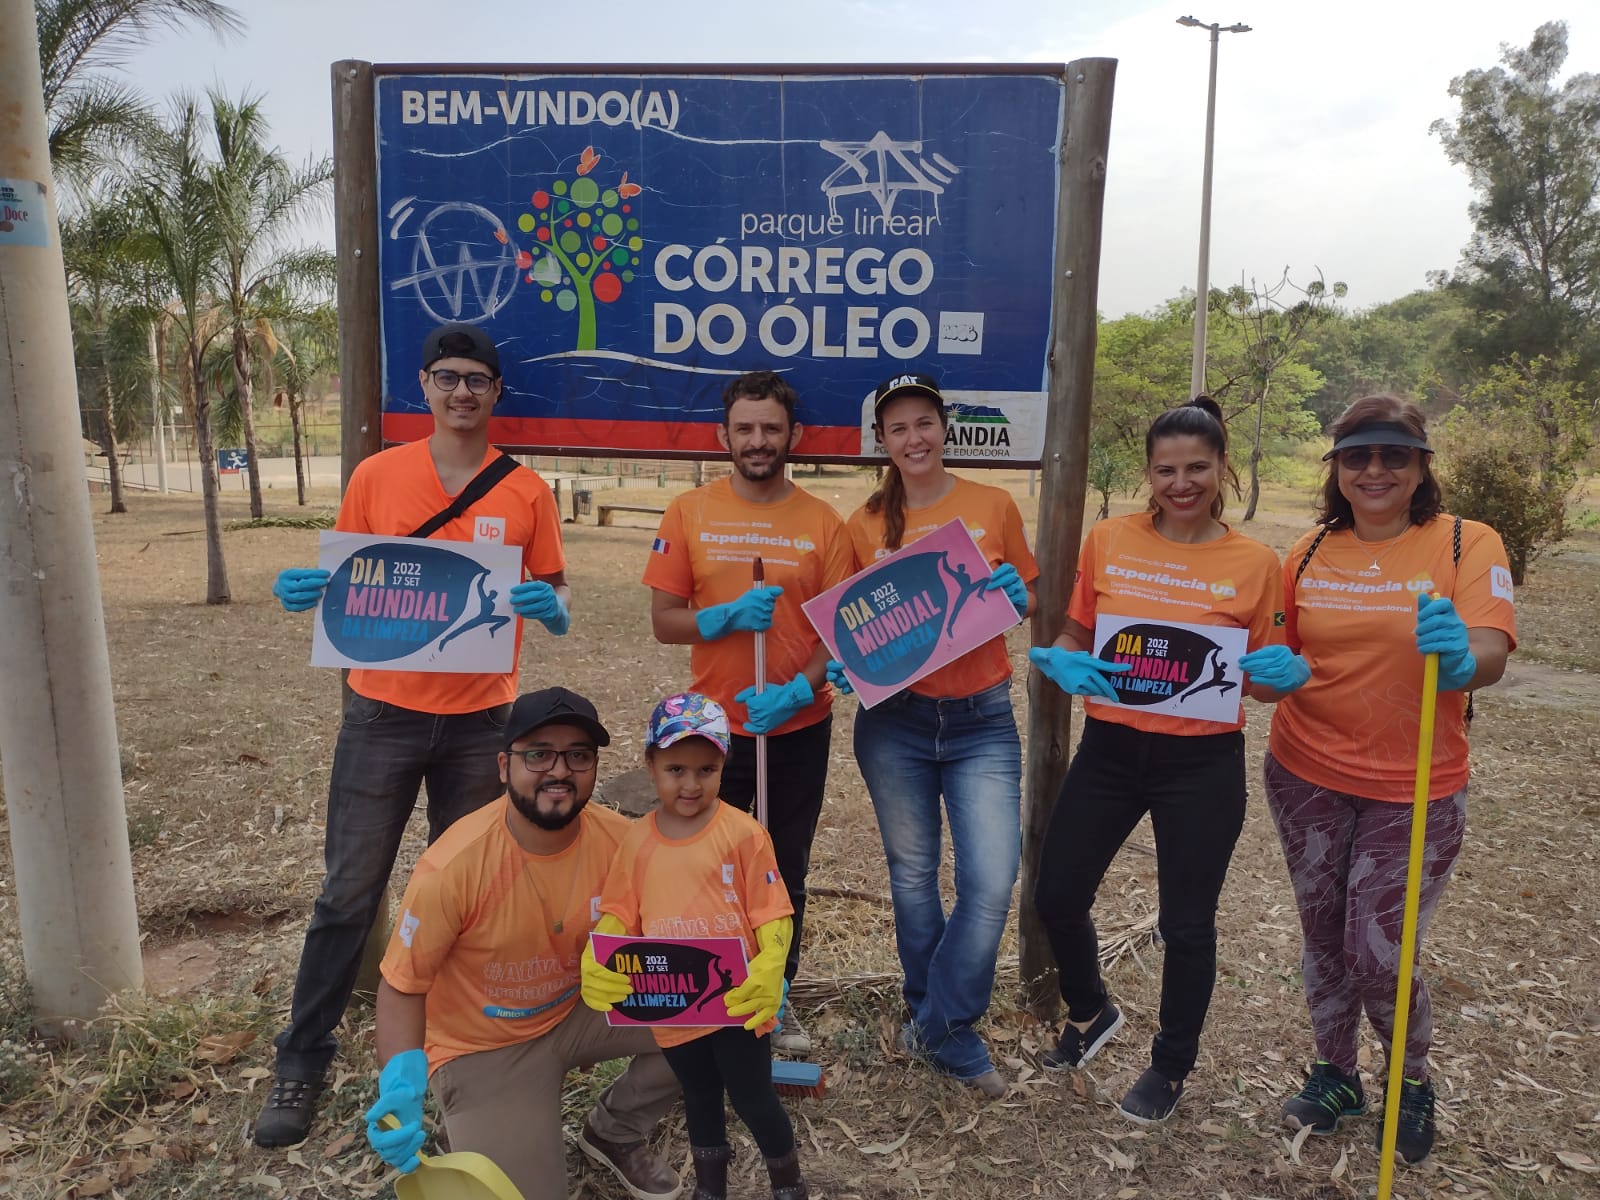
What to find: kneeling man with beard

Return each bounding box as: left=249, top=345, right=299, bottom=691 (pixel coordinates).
left=367, top=688, right=683, bottom=1200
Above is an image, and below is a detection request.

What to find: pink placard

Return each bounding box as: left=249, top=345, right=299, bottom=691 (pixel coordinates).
left=802, top=518, right=1022, bottom=708
left=590, top=934, right=750, bottom=1028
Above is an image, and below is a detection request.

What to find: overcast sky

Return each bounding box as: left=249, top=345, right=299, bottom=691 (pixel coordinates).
left=110, top=0, right=1594, bottom=319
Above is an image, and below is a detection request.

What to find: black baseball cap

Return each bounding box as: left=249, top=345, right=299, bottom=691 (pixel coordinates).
left=1323, top=420, right=1432, bottom=460
left=872, top=371, right=945, bottom=417
left=503, top=687, right=611, bottom=750
left=422, top=322, right=501, bottom=377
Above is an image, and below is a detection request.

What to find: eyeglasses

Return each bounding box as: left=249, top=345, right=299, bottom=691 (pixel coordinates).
left=428, top=368, right=496, bottom=395
left=509, top=747, right=598, bottom=772
left=1335, top=445, right=1420, bottom=471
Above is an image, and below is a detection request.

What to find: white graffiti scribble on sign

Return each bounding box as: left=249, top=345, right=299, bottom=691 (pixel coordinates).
left=818, top=132, right=962, bottom=220
left=388, top=200, right=519, bottom=324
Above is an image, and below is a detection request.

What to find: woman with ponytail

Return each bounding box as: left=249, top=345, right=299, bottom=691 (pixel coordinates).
left=829, top=372, right=1039, bottom=1099
left=1031, top=396, right=1295, bottom=1124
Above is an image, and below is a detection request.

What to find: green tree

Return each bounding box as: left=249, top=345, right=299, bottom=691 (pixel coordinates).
left=134, top=94, right=231, bottom=602
left=1305, top=287, right=1471, bottom=425
left=270, top=302, right=338, bottom=505
left=60, top=186, right=161, bottom=513
left=206, top=90, right=334, bottom=518
left=1436, top=357, right=1591, bottom=583
left=1210, top=271, right=1342, bottom=519
left=35, top=0, right=241, bottom=184
left=1431, top=21, right=1600, bottom=389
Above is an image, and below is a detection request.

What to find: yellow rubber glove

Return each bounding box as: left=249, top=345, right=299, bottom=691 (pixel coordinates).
left=724, top=917, right=792, bottom=1032
left=581, top=913, right=635, bottom=1012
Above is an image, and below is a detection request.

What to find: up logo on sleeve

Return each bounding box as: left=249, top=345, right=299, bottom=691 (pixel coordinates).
left=1490, top=564, right=1514, bottom=602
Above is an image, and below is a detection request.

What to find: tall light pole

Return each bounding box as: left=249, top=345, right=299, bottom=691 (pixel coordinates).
left=1179, top=15, right=1250, bottom=400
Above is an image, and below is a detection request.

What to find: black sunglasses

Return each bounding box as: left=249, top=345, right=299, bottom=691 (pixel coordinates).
left=1335, top=445, right=1420, bottom=471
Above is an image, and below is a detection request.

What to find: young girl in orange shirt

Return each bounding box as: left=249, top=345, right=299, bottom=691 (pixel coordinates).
left=581, top=693, right=806, bottom=1200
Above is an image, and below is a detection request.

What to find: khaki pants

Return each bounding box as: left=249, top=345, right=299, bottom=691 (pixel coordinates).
left=431, top=1003, right=679, bottom=1200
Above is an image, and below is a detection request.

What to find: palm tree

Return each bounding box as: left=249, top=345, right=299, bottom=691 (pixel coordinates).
left=206, top=90, right=334, bottom=518
left=135, top=93, right=230, bottom=602
left=60, top=186, right=161, bottom=513
left=270, top=301, right=338, bottom=505
left=36, top=0, right=243, bottom=186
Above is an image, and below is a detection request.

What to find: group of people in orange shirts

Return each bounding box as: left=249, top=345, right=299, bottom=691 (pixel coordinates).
left=264, top=324, right=1515, bottom=1199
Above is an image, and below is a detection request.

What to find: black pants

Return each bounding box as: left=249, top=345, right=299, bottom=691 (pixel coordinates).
left=661, top=1029, right=794, bottom=1157
left=717, top=715, right=832, bottom=982
left=1033, top=717, right=1246, bottom=1082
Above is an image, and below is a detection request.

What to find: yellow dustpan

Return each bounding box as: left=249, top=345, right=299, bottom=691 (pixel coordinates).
left=1376, top=645, right=1439, bottom=1200
left=378, top=1114, right=526, bottom=1200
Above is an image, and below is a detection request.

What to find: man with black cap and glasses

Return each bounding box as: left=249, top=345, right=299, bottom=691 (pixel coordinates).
left=361, top=687, right=682, bottom=1200
left=259, top=323, right=573, bottom=1147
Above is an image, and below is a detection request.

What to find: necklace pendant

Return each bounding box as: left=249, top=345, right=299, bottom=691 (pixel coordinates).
left=553, top=919, right=564, bottom=934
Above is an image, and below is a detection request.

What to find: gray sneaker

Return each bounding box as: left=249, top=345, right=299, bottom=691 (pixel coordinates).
left=771, top=1009, right=811, bottom=1056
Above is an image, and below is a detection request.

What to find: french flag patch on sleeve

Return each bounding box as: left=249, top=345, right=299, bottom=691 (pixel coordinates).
left=764, top=870, right=779, bottom=885
left=651, top=537, right=671, bottom=555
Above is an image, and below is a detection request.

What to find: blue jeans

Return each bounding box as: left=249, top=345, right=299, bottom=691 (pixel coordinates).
left=272, top=692, right=510, bottom=1081
left=853, top=681, right=1021, bottom=1080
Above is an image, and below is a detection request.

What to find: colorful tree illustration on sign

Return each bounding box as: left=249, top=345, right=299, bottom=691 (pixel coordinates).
left=514, top=149, right=644, bottom=352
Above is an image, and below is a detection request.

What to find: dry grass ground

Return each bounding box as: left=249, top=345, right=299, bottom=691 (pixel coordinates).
left=1, top=469, right=1598, bottom=1200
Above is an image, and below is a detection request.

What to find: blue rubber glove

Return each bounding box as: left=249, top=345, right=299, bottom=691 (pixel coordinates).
left=735, top=673, right=813, bottom=735
left=1416, top=594, right=1476, bottom=691
left=272, top=567, right=330, bottom=613
left=1239, top=645, right=1311, bottom=694
left=1028, top=646, right=1132, bottom=701
left=984, top=562, right=1030, bottom=616
left=509, top=580, right=569, bottom=636
left=825, top=659, right=855, bottom=696
left=364, top=1048, right=428, bottom=1174
left=695, top=586, right=783, bottom=641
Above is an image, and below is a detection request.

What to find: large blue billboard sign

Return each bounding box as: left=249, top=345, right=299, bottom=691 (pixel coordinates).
left=374, top=68, right=1064, bottom=463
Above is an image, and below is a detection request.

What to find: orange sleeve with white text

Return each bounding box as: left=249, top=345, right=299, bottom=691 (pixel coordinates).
left=1270, top=516, right=1516, bottom=802
left=379, top=800, right=628, bottom=1073
left=844, top=477, right=1039, bottom=699
left=1066, top=511, right=1283, bottom=736
left=337, top=440, right=565, bottom=714
left=598, top=802, right=791, bottom=1048
left=642, top=478, right=850, bottom=733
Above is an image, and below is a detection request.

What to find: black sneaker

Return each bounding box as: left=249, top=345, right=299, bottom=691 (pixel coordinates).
left=1041, top=1000, right=1124, bottom=1071
left=1118, top=1067, right=1183, bottom=1124
left=252, top=1076, right=324, bottom=1148
left=1282, top=1061, right=1367, bottom=1134
left=1375, top=1077, right=1436, bottom=1165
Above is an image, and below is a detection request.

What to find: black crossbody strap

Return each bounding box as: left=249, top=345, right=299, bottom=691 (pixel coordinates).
left=406, top=452, right=519, bottom=539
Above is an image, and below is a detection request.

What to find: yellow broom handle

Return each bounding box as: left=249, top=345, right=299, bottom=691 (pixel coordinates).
left=1376, top=647, right=1439, bottom=1199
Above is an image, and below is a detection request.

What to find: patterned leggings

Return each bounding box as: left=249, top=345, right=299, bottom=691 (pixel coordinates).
left=1264, top=753, right=1467, bottom=1078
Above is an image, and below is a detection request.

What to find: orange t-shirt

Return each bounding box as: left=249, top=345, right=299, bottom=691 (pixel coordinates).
left=1066, top=511, right=1283, bottom=736
left=1269, top=516, right=1517, bottom=802
left=598, top=802, right=792, bottom=1048
left=642, top=478, right=852, bottom=734
left=379, top=798, right=629, bottom=1073
left=338, top=440, right=566, bottom=714
left=845, top=477, right=1039, bottom=698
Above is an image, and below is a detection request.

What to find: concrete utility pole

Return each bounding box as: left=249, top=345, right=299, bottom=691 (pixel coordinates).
left=0, top=0, right=143, bottom=1030
left=1178, top=15, right=1251, bottom=400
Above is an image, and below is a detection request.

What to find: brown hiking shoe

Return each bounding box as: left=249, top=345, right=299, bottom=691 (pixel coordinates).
left=578, top=1118, right=682, bottom=1200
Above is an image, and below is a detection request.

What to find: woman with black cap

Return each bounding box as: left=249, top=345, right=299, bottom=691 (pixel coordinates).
left=1266, top=394, right=1515, bottom=1166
